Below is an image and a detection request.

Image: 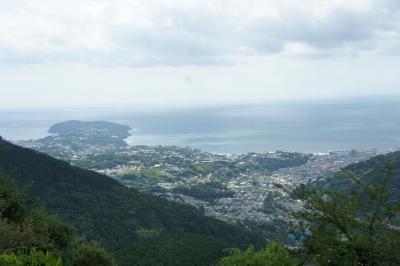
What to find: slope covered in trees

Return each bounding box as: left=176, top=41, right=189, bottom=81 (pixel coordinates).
left=321, top=151, right=400, bottom=199
left=0, top=170, right=115, bottom=265
left=0, top=139, right=264, bottom=264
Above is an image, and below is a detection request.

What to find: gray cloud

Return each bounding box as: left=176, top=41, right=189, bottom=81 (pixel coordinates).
left=1, top=0, right=400, bottom=67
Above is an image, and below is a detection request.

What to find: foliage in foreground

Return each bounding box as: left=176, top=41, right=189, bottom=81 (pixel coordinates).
left=218, top=242, right=295, bottom=266
left=294, top=164, right=400, bottom=265
left=0, top=250, right=62, bottom=266
left=0, top=171, right=115, bottom=266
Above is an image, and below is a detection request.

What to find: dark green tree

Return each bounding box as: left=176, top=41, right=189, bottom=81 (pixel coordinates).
left=218, top=242, right=295, bottom=266
left=70, top=241, right=116, bottom=266
left=294, top=164, right=400, bottom=265
left=0, top=250, right=62, bottom=266
left=0, top=170, right=115, bottom=266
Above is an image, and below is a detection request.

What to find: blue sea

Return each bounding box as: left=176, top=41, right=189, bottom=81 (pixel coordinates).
left=1, top=98, right=400, bottom=154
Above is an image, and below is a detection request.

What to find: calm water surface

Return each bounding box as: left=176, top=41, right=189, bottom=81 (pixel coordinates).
left=1, top=100, right=400, bottom=154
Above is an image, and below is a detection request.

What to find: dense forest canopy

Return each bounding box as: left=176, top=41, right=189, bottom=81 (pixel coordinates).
left=0, top=170, right=115, bottom=266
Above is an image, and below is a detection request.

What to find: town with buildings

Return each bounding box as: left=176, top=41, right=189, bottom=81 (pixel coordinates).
left=18, top=120, right=400, bottom=243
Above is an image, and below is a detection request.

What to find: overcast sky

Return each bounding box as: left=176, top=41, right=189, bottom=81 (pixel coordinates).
left=1, top=0, right=400, bottom=108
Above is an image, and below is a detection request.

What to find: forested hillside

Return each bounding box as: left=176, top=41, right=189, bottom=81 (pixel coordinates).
left=321, top=151, right=400, bottom=199
left=0, top=138, right=265, bottom=265
left=0, top=170, right=115, bottom=265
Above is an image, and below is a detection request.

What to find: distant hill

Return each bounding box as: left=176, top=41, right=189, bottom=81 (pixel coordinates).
left=319, top=151, right=400, bottom=199
left=0, top=138, right=265, bottom=265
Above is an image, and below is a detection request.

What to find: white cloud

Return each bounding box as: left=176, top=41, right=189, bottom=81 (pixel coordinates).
left=1, top=0, right=400, bottom=66
left=1, top=0, right=400, bottom=109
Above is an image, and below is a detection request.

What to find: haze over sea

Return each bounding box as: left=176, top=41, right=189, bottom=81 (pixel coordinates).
left=1, top=98, right=400, bottom=154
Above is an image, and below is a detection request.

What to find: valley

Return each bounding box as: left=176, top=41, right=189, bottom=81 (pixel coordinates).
left=18, top=120, right=396, bottom=244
